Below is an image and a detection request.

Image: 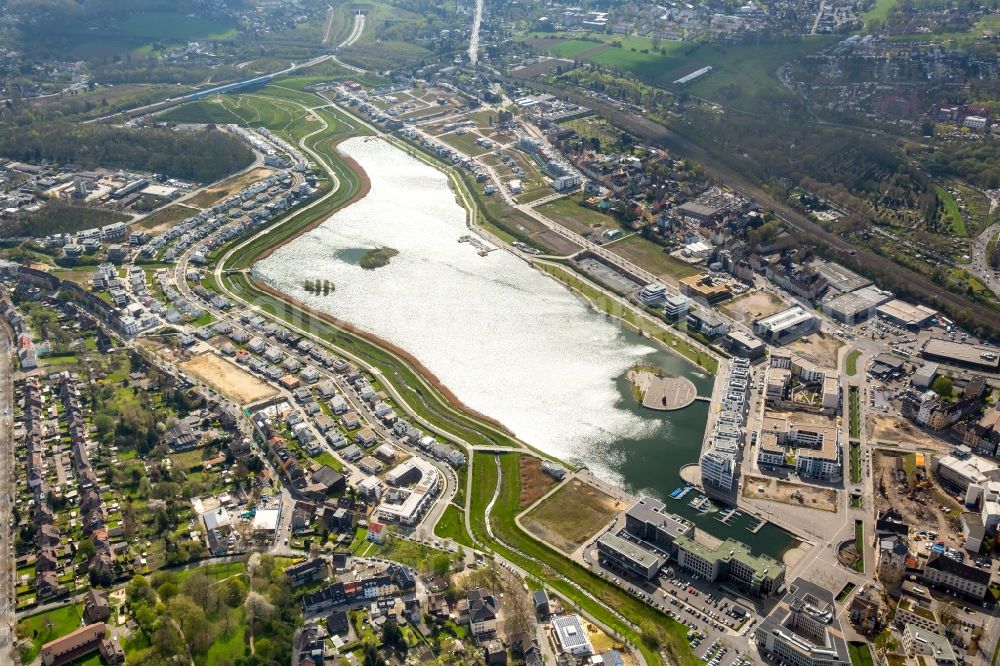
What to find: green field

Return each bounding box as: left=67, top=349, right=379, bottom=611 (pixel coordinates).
left=610, top=235, right=701, bottom=280
left=535, top=196, right=615, bottom=235
left=848, top=641, right=875, bottom=666
left=850, top=441, right=862, bottom=484
left=17, top=603, right=84, bottom=663
left=853, top=520, right=865, bottom=573
left=117, top=12, right=236, bottom=41
left=470, top=453, right=696, bottom=666
left=861, top=0, right=897, bottom=24
left=434, top=504, right=475, bottom=550
left=845, top=350, right=862, bottom=376
left=849, top=386, right=861, bottom=439
left=936, top=186, right=967, bottom=237
left=524, top=33, right=833, bottom=110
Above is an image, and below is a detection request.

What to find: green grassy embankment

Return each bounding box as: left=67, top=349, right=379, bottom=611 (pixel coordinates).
left=470, top=452, right=695, bottom=666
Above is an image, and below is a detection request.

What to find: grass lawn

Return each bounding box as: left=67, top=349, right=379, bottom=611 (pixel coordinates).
left=535, top=196, right=614, bottom=235
left=438, top=131, right=489, bottom=157
left=470, top=452, right=694, bottom=666
left=313, top=450, right=345, bottom=472
left=135, top=203, right=198, bottom=231
left=369, top=536, right=454, bottom=571
left=861, top=0, right=897, bottom=23
left=434, top=504, right=475, bottom=550
left=190, top=311, right=216, bottom=328
left=853, top=520, right=865, bottom=573
left=850, top=441, right=862, bottom=484
left=846, top=349, right=862, bottom=376
left=849, top=386, right=861, bottom=439
left=936, top=186, right=967, bottom=237
left=609, top=235, right=701, bottom=281
left=203, top=607, right=247, bottom=665
left=848, top=641, right=875, bottom=666
left=17, top=603, right=84, bottom=663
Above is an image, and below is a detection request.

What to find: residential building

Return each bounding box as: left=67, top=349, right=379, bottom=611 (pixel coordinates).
left=700, top=449, right=737, bottom=492
left=467, top=588, right=498, bottom=639
left=552, top=615, right=594, bottom=657
left=922, top=552, right=990, bottom=599
left=895, top=596, right=939, bottom=634
left=876, top=535, right=908, bottom=588
left=901, top=624, right=957, bottom=664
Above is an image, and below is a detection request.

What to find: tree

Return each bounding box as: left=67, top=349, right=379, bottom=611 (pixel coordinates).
left=932, top=375, right=954, bottom=399
left=94, top=414, right=114, bottom=441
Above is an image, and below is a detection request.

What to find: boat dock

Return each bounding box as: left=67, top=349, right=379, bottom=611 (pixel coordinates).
left=459, top=235, right=497, bottom=256
left=716, top=507, right=738, bottom=524
left=689, top=495, right=712, bottom=512
left=747, top=517, right=766, bottom=534
left=671, top=486, right=693, bottom=500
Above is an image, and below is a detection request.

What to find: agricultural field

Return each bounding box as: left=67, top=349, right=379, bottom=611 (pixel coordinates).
left=520, top=478, right=621, bottom=553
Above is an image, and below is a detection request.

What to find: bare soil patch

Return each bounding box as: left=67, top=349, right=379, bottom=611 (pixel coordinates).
left=180, top=352, right=278, bottom=405
left=135, top=203, right=200, bottom=234
left=784, top=331, right=844, bottom=369
left=185, top=167, right=275, bottom=208
left=720, top=290, right=787, bottom=324
left=518, top=456, right=558, bottom=509
left=742, top=474, right=838, bottom=512
left=521, top=479, right=621, bottom=553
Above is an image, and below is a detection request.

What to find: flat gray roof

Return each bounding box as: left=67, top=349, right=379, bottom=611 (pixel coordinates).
left=922, top=338, right=1000, bottom=370
left=597, top=532, right=665, bottom=570
left=810, top=260, right=870, bottom=292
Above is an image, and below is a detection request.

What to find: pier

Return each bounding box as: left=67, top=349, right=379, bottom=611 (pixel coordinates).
left=458, top=234, right=497, bottom=256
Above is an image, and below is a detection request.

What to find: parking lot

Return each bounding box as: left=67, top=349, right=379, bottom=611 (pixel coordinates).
left=582, top=547, right=765, bottom=666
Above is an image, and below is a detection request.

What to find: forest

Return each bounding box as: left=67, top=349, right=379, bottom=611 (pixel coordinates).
left=0, top=124, right=255, bottom=183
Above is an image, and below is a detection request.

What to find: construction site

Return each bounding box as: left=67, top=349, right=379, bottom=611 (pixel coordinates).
left=874, top=449, right=966, bottom=551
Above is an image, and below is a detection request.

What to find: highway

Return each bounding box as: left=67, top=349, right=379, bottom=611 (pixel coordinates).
left=0, top=329, right=13, bottom=663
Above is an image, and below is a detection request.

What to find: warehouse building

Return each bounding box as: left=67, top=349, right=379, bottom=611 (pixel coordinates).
left=821, top=285, right=893, bottom=325
left=810, top=261, right=870, bottom=293
left=876, top=299, right=937, bottom=330
left=921, top=338, right=1000, bottom=372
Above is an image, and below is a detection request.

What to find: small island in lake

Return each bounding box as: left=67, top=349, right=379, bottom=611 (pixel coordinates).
left=626, top=364, right=697, bottom=411
left=359, top=247, right=399, bottom=270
